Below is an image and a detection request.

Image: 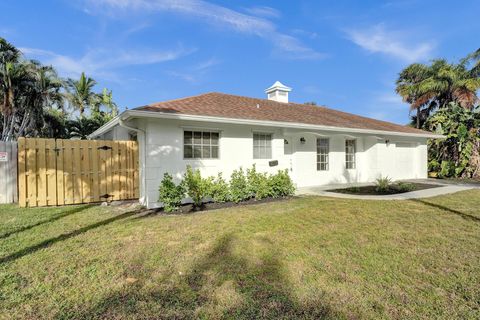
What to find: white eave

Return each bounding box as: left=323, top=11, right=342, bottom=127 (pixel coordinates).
left=88, top=109, right=444, bottom=139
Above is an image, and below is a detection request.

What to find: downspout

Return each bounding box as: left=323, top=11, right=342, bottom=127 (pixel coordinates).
left=119, top=118, right=147, bottom=206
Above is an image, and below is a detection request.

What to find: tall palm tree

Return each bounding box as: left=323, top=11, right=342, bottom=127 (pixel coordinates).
left=1, top=37, right=66, bottom=140
left=395, top=63, right=432, bottom=129
left=0, top=37, right=22, bottom=138
left=100, top=88, right=118, bottom=117
left=16, top=61, right=65, bottom=138
left=65, top=72, right=98, bottom=116
left=461, top=48, right=480, bottom=77
left=396, top=57, right=480, bottom=128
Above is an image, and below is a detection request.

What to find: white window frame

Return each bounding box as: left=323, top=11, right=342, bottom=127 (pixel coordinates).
left=183, top=130, right=220, bottom=159
left=345, top=139, right=356, bottom=169
left=253, top=132, right=273, bottom=159
left=316, top=138, right=329, bottom=171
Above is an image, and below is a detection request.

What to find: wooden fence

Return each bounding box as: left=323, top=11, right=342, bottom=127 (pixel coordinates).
left=0, top=141, right=18, bottom=204
left=18, top=138, right=139, bottom=207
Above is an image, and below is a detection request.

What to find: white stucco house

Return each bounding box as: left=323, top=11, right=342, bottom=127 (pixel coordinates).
left=89, top=81, right=442, bottom=208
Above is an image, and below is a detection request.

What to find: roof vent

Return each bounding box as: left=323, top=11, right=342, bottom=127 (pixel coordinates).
left=265, top=81, right=291, bottom=103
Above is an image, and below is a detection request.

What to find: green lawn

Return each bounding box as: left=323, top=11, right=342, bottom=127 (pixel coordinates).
left=1, top=191, right=479, bottom=319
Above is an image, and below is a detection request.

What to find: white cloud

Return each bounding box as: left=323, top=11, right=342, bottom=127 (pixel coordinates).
left=83, top=0, right=324, bottom=60
left=168, top=57, right=221, bottom=83
left=244, top=6, right=281, bottom=19
left=194, top=57, right=221, bottom=70
left=20, top=45, right=194, bottom=80
left=345, top=24, right=434, bottom=62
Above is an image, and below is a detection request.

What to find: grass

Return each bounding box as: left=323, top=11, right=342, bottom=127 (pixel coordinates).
left=433, top=177, right=480, bottom=185
left=1, top=191, right=479, bottom=319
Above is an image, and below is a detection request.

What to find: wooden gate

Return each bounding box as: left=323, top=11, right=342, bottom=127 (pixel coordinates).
left=17, top=138, right=139, bottom=207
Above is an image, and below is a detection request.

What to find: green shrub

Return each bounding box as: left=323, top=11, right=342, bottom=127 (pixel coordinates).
left=268, top=169, right=296, bottom=198
left=395, top=182, right=416, bottom=193
left=246, top=165, right=271, bottom=200
left=428, top=159, right=441, bottom=174
left=230, top=167, right=250, bottom=203
left=183, top=166, right=212, bottom=208
left=210, top=173, right=231, bottom=203
left=375, top=176, right=392, bottom=193
left=158, top=173, right=185, bottom=212
left=439, top=160, right=455, bottom=178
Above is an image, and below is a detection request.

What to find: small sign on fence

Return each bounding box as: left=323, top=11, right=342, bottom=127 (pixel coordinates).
left=0, top=152, right=7, bottom=162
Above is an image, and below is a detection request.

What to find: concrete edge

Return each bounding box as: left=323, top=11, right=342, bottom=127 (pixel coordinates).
left=297, top=186, right=474, bottom=200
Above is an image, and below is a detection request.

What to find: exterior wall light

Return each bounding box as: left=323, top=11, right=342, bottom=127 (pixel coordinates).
left=284, top=139, right=289, bottom=144
left=300, top=137, right=306, bottom=144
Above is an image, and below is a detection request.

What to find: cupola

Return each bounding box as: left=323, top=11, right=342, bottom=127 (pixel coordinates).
left=265, top=81, right=291, bottom=103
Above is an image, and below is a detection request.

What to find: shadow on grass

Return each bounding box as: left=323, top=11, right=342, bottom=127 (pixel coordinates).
left=74, top=234, right=339, bottom=319
left=0, top=210, right=139, bottom=265
left=0, top=205, right=93, bottom=240
left=411, top=198, right=480, bottom=222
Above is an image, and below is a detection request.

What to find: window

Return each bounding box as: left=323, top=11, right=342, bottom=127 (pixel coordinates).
left=184, top=130, right=219, bottom=159
left=345, top=139, right=356, bottom=169
left=316, top=138, right=329, bottom=171
left=253, top=133, right=272, bottom=159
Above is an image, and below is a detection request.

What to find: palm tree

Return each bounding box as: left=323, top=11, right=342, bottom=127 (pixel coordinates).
left=1, top=37, right=66, bottom=140
left=65, top=72, right=98, bottom=116
left=100, top=88, right=118, bottom=117
left=16, top=61, right=65, bottom=138
left=395, top=63, right=433, bottom=128
left=0, top=37, right=22, bottom=139
left=396, top=55, right=480, bottom=129
left=462, top=48, right=480, bottom=77
left=35, top=64, right=64, bottom=110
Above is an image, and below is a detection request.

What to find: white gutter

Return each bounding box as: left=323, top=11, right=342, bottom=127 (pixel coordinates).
left=89, top=109, right=444, bottom=139
left=118, top=118, right=147, bottom=206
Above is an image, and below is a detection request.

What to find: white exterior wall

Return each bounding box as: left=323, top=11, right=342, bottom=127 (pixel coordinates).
left=141, top=118, right=290, bottom=207
left=97, top=118, right=429, bottom=208
left=138, top=118, right=428, bottom=208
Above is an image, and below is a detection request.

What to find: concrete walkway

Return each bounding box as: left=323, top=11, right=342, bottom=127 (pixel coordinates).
left=296, top=179, right=477, bottom=200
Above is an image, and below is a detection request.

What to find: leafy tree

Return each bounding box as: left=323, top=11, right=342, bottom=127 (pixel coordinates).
left=0, top=37, right=119, bottom=140
left=41, top=108, right=68, bottom=138
left=425, top=102, right=480, bottom=178
left=97, top=88, right=118, bottom=117
left=66, top=113, right=110, bottom=140
left=396, top=54, right=480, bottom=128
left=1, top=38, right=65, bottom=140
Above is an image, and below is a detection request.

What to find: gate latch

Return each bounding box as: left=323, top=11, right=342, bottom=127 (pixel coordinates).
left=97, top=145, right=112, bottom=150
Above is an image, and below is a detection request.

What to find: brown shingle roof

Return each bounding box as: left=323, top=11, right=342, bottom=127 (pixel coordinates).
left=134, top=92, right=429, bottom=135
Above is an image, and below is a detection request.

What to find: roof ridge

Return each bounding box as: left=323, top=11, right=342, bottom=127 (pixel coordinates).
left=133, top=92, right=218, bottom=109
left=131, top=91, right=428, bottom=135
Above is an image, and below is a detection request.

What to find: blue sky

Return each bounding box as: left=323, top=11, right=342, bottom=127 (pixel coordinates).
left=1, top=0, right=479, bottom=124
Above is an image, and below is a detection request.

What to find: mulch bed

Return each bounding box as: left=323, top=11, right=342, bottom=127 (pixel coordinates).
left=150, top=196, right=294, bottom=215
left=327, top=182, right=441, bottom=195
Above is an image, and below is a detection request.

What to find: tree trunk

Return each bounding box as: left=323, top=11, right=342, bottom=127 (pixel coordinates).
left=416, top=108, right=421, bottom=129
